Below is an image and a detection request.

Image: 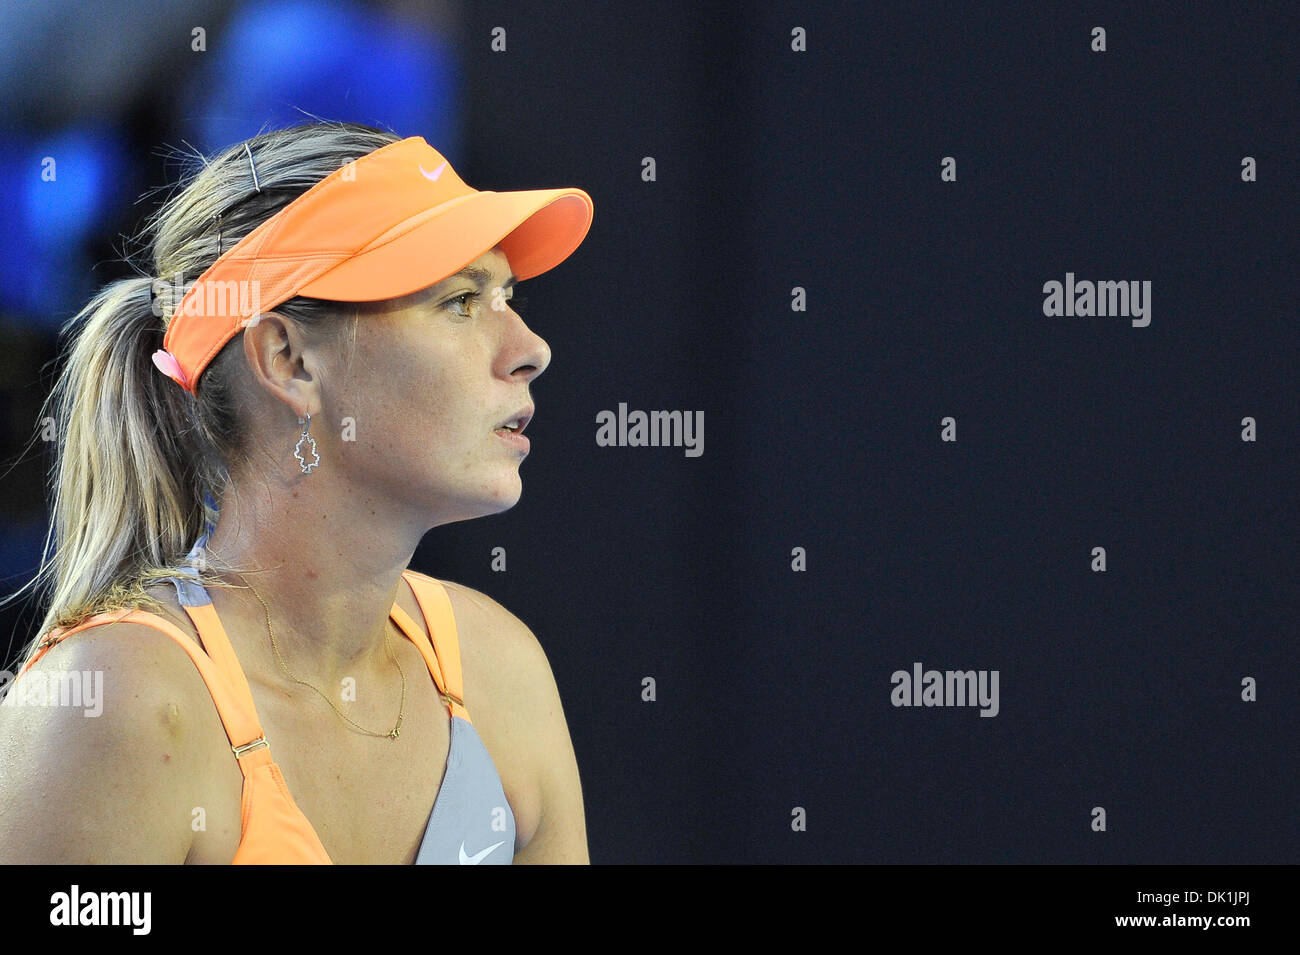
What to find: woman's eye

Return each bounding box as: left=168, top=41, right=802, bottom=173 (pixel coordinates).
left=446, top=292, right=477, bottom=315
left=445, top=291, right=527, bottom=317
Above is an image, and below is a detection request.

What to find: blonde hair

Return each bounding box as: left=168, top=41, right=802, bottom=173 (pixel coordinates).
left=2, top=120, right=401, bottom=672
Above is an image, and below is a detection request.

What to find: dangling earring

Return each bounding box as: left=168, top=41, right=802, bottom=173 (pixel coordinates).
left=294, top=413, right=320, bottom=473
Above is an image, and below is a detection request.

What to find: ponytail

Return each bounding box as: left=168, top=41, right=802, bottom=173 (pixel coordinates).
left=4, top=274, right=211, bottom=671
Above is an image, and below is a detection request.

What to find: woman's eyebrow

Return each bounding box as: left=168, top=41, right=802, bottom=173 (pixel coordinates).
left=453, top=266, right=518, bottom=290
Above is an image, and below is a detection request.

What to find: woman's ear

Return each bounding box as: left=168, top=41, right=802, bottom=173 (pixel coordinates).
left=241, top=311, right=319, bottom=417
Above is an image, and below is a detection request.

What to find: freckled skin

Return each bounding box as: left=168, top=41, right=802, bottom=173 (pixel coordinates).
left=160, top=702, right=183, bottom=742
left=317, top=246, right=550, bottom=528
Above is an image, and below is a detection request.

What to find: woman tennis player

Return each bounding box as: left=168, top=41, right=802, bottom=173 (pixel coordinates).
left=0, top=121, right=593, bottom=864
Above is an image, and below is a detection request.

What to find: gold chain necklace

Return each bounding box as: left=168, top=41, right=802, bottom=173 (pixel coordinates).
left=244, top=580, right=407, bottom=740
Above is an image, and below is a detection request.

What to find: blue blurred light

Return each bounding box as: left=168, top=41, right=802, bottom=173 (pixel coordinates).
left=181, top=0, right=459, bottom=157
left=25, top=129, right=116, bottom=246
left=0, top=126, right=128, bottom=324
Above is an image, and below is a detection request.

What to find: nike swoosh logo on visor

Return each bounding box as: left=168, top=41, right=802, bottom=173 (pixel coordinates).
left=419, top=161, right=448, bottom=181
left=459, top=839, right=505, bottom=864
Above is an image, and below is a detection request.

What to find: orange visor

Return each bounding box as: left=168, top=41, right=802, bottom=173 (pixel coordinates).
left=152, top=135, right=594, bottom=394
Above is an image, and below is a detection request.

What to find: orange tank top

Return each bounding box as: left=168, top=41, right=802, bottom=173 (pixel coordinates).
left=17, top=569, right=484, bottom=864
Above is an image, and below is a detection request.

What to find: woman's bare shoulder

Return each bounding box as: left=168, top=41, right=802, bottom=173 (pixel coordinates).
left=422, top=576, right=538, bottom=651
left=0, top=591, right=225, bottom=863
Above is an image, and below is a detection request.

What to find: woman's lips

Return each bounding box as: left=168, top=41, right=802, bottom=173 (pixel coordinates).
left=493, top=427, right=530, bottom=453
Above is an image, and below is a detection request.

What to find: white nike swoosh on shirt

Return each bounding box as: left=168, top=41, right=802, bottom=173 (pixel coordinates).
left=459, top=839, right=505, bottom=864
left=419, top=161, right=448, bottom=181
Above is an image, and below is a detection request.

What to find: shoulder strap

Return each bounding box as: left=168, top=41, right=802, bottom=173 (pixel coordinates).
left=20, top=609, right=268, bottom=761
left=175, top=602, right=271, bottom=762
left=400, top=570, right=471, bottom=723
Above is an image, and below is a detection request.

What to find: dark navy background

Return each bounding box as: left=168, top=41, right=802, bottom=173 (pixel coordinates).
left=1, top=1, right=1295, bottom=863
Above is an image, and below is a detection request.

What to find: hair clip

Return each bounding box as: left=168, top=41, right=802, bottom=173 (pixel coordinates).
left=244, top=143, right=262, bottom=193
left=151, top=349, right=189, bottom=390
